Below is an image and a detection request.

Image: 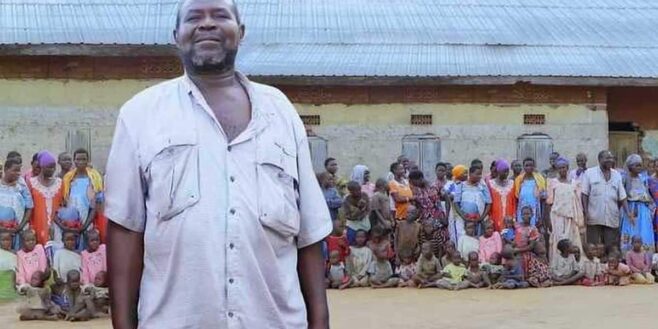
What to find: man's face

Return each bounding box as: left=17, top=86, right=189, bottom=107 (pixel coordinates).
left=599, top=151, right=614, bottom=169
left=174, top=0, right=243, bottom=74
left=576, top=155, right=587, bottom=169
left=58, top=154, right=73, bottom=171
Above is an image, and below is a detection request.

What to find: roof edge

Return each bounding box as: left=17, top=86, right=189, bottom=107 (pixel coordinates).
left=0, top=44, right=178, bottom=57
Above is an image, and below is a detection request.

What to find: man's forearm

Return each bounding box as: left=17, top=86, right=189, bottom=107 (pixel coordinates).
left=298, top=241, right=330, bottom=329
left=108, top=220, right=144, bottom=329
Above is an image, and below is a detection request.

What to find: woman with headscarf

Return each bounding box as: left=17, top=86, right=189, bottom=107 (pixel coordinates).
left=620, top=154, right=655, bottom=253
left=350, top=164, right=375, bottom=198
left=445, top=164, right=468, bottom=244
left=488, top=159, right=517, bottom=232
left=28, top=151, right=64, bottom=246
left=546, top=157, right=584, bottom=265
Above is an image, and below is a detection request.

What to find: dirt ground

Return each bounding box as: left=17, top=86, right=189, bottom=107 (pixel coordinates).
left=1, top=285, right=656, bottom=329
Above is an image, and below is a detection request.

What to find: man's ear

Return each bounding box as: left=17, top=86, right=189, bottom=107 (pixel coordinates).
left=239, top=24, right=246, bottom=43
left=173, top=29, right=179, bottom=46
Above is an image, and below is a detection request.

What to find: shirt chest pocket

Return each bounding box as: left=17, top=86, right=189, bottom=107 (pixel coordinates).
left=145, top=142, right=201, bottom=221
left=256, top=143, right=300, bottom=240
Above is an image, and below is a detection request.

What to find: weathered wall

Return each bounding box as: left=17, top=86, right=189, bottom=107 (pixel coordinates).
left=1, top=79, right=608, bottom=178
left=607, top=87, right=658, bottom=157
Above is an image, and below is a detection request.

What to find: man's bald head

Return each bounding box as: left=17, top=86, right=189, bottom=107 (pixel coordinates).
left=176, top=0, right=241, bottom=29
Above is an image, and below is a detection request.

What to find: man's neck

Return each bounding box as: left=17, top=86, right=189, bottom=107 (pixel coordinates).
left=188, top=70, right=237, bottom=92
left=599, top=165, right=610, bottom=173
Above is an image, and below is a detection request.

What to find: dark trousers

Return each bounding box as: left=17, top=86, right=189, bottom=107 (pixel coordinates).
left=586, top=225, right=619, bottom=254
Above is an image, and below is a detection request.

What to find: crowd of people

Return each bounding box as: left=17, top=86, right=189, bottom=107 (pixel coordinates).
left=0, top=149, right=108, bottom=321
left=321, top=151, right=658, bottom=290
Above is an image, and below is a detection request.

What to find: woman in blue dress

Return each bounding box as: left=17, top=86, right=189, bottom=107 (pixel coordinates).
left=620, top=154, right=655, bottom=253
left=514, top=157, right=546, bottom=228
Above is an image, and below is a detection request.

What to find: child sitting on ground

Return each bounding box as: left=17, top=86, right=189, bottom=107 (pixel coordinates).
left=412, top=242, right=443, bottom=287
left=82, top=271, right=109, bottom=318
left=581, top=243, right=605, bottom=286
left=493, top=255, right=529, bottom=289
left=606, top=253, right=631, bottom=286
left=16, top=271, right=58, bottom=321
left=16, top=230, right=48, bottom=287
left=0, top=232, right=17, bottom=301
left=368, top=249, right=399, bottom=288
left=625, top=236, right=655, bottom=285
left=458, top=222, right=480, bottom=259
left=80, top=230, right=106, bottom=286
left=369, top=178, right=393, bottom=231
left=396, top=250, right=417, bottom=287
left=395, top=205, right=421, bottom=260
left=500, top=216, right=516, bottom=247
left=551, top=239, right=584, bottom=286
left=440, top=241, right=456, bottom=268
left=430, top=251, right=468, bottom=290
left=346, top=230, right=372, bottom=287
left=463, top=251, right=485, bottom=288
left=326, top=219, right=350, bottom=265
left=479, top=222, right=502, bottom=263
left=53, top=231, right=81, bottom=283
left=50, top=279, right=69, bottom=316
left=64, top=269, right=96, bottom=321
left=526, top=239, right=552, bottom=288
left=327, top=250, right=352, bottom=290
left=482, top=252, right=504, bottom=288
left=343, top=181, right=371, bottom=245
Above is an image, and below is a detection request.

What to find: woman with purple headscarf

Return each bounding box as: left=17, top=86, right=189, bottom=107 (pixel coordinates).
left=546, top=156, right=584, bottom=266
left=488, top=159, right=517, bottom=232
left=28, top=151, right=64, bottom=245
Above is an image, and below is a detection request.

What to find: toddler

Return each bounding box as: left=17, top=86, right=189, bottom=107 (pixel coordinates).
left=0, top=232, right=17, bottom=300
left=463, top=251, right=485, bottom=288
left=412, top=242, right=442, bottom=287
left=625, top=236, right=654, bottom=284
left=493, top=255, right=529, bottom=289
left=16, top=230, right=48, bottom=287
left=581, top=243, right=605, bottom=286
left=367, top=226, right=393, bottom=262
left=80, top=230, right=106, bottom=286
left=457, top=222, right=479, bottom=258
left=396, top=250, right=417, bottom=287
left=326, top=219, right=350, bottom=264
left=482, top=252, right=504, bottom=287
left=431, top=251, right=468, bottom=290
left=440, top=241, right=456, bottom=268
left=606, top=253, right=631, bottom=286
left=16, top=271, right=58, bottom=321
left=53, top=231, right=81, bottom=283
left=551, top=239, right=583, bottom=286
left=82, top=271, right=110, bottom=318
left=327, top=250, right=352, bottom=290
left=346, top=230, right=372, bottom=287
left=395, top=205, right=421, bottom=260
left=500, top=216, right=516, bottom=246
left=368, top=249, right=399, bottom=288
left=526, top=240, right=552, bottom=288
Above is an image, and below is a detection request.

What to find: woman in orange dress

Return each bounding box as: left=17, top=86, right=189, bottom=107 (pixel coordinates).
left=488, top=160, right=517, bottom=232
left=28, top=151, right=64, bottom=245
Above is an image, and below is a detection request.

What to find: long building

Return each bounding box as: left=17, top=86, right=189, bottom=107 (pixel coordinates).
left=1, top=0, right=657, bottom=179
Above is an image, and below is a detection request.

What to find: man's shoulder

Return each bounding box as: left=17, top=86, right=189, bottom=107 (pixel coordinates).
left=118, top=77, right=184, bottom=118
left=250, top=81, right=298, bottom=116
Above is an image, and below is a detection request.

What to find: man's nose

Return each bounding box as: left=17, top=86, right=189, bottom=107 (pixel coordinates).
left=198, top=15, right=218, bottom=30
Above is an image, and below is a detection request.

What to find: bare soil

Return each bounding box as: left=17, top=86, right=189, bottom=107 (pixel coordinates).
left=2, top=286, right=655, bottom=329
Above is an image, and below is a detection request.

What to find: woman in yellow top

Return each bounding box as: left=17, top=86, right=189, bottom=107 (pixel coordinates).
left=514, top=157, right=546, bottom=228
left=388, top=162, right=414, bottom=221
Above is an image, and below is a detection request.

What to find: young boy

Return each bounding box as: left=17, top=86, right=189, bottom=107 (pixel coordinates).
left=326, top=219, right=350, bottom=264
left=625, top=236, right=655, bottom=285
left=581, top=243, right=605, bottom=286
left=458, top=222, right=480, bottom=259
left=327, top=250, right=352, bottom=290
left=53, top=231, right=81, bottom=283
left=493, top=255, right=529, bottom=289
left=412, top=242, right=442, bottom=287
left=368, top=249, right=399, bottom=288
left=551, top=239, right=584, bottom=286
left=430, top=251, right=468, bottom=290
left=16, top=271, right=58, bottom=321
left=369, top=178, right=392, bottom=231
left=606, top=253, right=631, bottom=286
left=64, top=269, right=93, bottom=321
left=346, top=230, right=372, bottom=287
left=482, top=252, right=504, bottom=287
left=395, top=204, right=421, bottom=260
left=343, top=181, right=371, bottom=245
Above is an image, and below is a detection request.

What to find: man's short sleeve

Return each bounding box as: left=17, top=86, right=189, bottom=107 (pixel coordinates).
left=291, top=111, right=332, bottom=249
left=581, top=170, right=591, bottom=196
left=104, top=116, right=146, bottom=233
left=616, top=172, right=628, bottom=201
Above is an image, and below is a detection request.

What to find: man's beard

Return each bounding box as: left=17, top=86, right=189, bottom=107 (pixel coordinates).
left=180, top=47, right=238, bottom=75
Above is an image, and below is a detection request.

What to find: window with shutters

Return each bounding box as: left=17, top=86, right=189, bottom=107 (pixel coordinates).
left=308, top=136, right=328, bottom=173
left=517, top=134, right=553, bottom=172
left=401, top=135, right=441, bottom=180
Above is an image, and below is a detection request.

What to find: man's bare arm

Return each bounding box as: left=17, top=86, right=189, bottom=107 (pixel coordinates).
left=297, top=241, right=329, bottom=329
left=108, top=220, right=144, bottom=329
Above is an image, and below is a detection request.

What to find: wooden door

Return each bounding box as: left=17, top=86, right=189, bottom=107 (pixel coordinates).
left=517, top=134, right=553, bottom=172
left=609, top=131, right=639, bottom=167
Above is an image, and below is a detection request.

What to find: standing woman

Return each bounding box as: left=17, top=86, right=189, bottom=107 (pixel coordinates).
left=546, top=157, right=584, bottom=265
left=350, top=164, right=375, bottom=198
left=28, top=151, right=64, bottom=246
left=0, top=159, right=34, bottom=250
left=511, top=160, right=523, bottom=180
left=488, top=160, right=517, bottom=232
left=514, top=157, right=546, bottom=228
left=388, top=162, right=414, bottom=222
left=446, top=165, right=468, bottom=244
left=409, top=171, right=449, bottom=259
left=620, top=154, right=656, bottom=253
left=62, top=148, right=103, bottom=249
left=648, top=158, right=658, bottom=251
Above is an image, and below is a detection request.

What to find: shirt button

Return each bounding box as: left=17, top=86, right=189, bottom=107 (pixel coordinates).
left=228, top=312, right=234, bottom=318
left=229, top=243, right=235, bottom=249
left=230, top=208, right=236, bottom=215
left=230, top=176, right=235, bottom=182
left=227, top=146, right=232, bottom=152
left=229, top=278, right=234, bottom=284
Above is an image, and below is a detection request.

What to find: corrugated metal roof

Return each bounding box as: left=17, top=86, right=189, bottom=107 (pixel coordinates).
left=2, top=0, right=658, bottom=79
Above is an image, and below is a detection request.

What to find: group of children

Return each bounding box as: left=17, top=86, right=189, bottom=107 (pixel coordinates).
left=321, top=155, right=658, bottom=291
left=0, top=228, right=108, bottom=321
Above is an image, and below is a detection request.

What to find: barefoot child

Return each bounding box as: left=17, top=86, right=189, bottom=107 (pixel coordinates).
left=581, top=243, right=605, bottom=286
left=16, top=230, right=48, bottom=287
left=551, top=239, right=584, bottom=286
left=369, top=178, right=393, bottom=231
left=431, top=251, right=468, bottom=290
left=346, top=230, right=372, bottom=287
left=527, top=239, right=552, bottom=288
left=514, top=206, right=540, bottom=278
left=327, top=250, right=352, bottom=290
left=368, top=249, right=399, bottom=288
left=395, top=204, right=421, bottom=259
left=458, top=222, right=480, bottom=258
left=440, top=241, right=456, bottom=268
left=53, top=231, right=81, bottom=283
left=500, top=216, right=516, bottom=247
left=0, top=232, right=17, bottom=300
left=412, top=242, right=442, bottom=287
left=606, top=253, right=631, bottom=286
left=326, top=219, right=350, bottom=264
left=464, top=251, right=486, bottom=288
left=80, top=230, right=106, bottom=286
left=493, top=255, right=529, bottom=289
left=479, top=222, right=502, bottom=263
left=82, top=271, right=109, bottom=318
left=64, top=269, right=95, bottom=321
left=482, top=252, right=504, bottom=287
left=16, top=271, right=58, bottom=321
left=396, top=249, right=417, bottom=287
left=625, top=236, right=655, bottom=284
left=343, top=181, right=371, bottom=245
left=367, top=226, right=393, bottom=263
